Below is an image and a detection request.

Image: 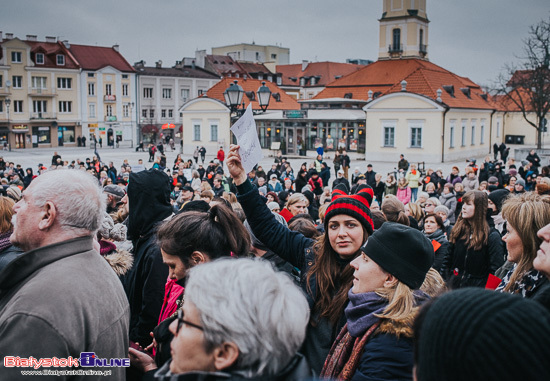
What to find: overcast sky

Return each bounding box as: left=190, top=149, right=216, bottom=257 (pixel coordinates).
left=2, top=0, right=549, bottom=87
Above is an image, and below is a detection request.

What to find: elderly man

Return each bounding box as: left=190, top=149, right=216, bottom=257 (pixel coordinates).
left=0, top=170, right=129, bottom=380
left=130, top=258, right=311, bottom=380
left=104, top=184, right=125, bottom=214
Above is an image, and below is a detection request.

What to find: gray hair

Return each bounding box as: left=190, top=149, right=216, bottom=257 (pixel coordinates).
left=31, top=169, right=105, bottom=234
left=287, top=192, right=309, bottom=208
left=434, top=205, right=450, bottom=217
left=185, top=258, right=309, bottom=378
left=428, top=197, right=441, bottom=207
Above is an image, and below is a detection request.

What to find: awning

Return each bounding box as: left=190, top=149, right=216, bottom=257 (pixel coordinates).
left=142, top=124, right=159, bottom=134
left=162, top=123, right=176, bottom=130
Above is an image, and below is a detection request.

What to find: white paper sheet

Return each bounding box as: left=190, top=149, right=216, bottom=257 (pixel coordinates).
left=230, top=104, right=263, bottom=174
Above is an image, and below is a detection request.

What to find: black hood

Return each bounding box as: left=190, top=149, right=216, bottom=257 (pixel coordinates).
left=127, top=169, right=173, bottom=240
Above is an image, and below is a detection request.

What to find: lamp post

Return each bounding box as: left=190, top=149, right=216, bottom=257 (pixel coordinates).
left=5, top=98, right=11, bottom=152
left=223, top=80, right=272, bottom=116
left=129, top=102, right=135, bottom=148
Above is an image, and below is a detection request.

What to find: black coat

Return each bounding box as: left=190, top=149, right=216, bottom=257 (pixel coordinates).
left=364, top=171, right=377, bottom=188
left=424, top=229, right=450, bottom=275
left=236, top=179, right=348, bottom=374
left=442, top=228, right=505, bottom=289
left=0, top=245, right=24, bottom=273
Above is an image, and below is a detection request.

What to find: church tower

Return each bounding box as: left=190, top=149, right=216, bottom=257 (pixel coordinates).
left=378, top=0, right=429, bottom=60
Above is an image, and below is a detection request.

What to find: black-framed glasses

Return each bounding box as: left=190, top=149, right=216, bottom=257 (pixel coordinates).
left=176, top=309, right=203, bottom=334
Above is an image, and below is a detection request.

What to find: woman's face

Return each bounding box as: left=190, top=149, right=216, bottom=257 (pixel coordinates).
left=509, top=177, right=517, bottom=186
left=350, top=252, right=388, bottom=294
left=288, top=201, right=307, bottom=216
left=424, top=216, right=439, bottom=234
left=515, top=183, right=524, bottom=192
left=534, top=223, right=550, bottom=277
left=452, top=168, right=458, bottom=175
left=443, top=187, right=450, bottom=194
left=161, top=249, right=188, bottom=281
left=424, top=201, right=436, bottom=214
left=436, top=211, right=447, bottom=222
left=328, top=215, right=365, bottom=258
left=462, top=200, right=475, bottom=219
left=266, top=194, right=274, bottom=203
left=502, top=223, right=523, bottom=263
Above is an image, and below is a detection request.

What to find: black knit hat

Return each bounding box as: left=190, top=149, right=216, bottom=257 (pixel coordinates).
left=324, top=184, right=374, bottom=235
left=415, top=288, right=550, bottom=381
left=361, top=222, right=433, bottom=289
left=488, top=189, right=510, bottom=213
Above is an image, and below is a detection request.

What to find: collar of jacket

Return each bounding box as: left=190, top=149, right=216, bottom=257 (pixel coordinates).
left=0, top=236, right=93, bottom=290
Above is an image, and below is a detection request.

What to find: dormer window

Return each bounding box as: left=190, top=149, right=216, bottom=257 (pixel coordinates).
left=311, top=77, right=316, bottom=86
left=57, top=54, right=65, bottom=66
left=300, top=78, right=306, bottom=86
left=36, top=53, right=44, bottom=64
left=11, top=51, right=22, bottom=63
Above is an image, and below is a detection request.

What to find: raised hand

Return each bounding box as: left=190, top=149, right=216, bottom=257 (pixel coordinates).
left=226, top=144, right=248, bottom=186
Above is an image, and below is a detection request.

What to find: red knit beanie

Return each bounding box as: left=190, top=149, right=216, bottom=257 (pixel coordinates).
left=324, top=184, right=374, bottom=234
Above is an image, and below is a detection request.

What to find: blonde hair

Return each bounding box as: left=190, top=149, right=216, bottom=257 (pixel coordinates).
left=420, top=268, right=447, bottom=298
left=501, top=193, right=550, bottom=293
left=318, top=203, right=329, bottom=223
left=201, top=182, right=212, bottom=192
left=0, top=196, right=15, bottom=233
left=375, top=282, right=417, bottom=324
left=425, top=182, right=435, bottom=192
left=286, top=193, right=308, bottom=208
left=407, top=202, right=424, bottom=222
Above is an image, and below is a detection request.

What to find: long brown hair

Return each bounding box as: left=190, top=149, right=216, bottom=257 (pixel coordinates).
left=306, top=226, right=368, bottom=325
left=0, top=196, right=15, bottom=233
left=502, top=193, right=550, bottom=293
left=449, top=190, right=489, bottom=250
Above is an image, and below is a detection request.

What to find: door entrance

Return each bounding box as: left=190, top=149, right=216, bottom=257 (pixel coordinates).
left=15, top=133, right=25, bottom=149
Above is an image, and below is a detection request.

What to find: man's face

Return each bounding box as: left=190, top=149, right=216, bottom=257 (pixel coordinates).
left=257, top=178, right=265, bottom=187
left=367, top=167, right=372, bottom=172
left=10, top=183, right=44, bottom=251
left=181, top=190, right=193, bottom=200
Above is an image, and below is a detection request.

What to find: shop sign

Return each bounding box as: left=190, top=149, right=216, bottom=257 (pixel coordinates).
left=116, top=131, right=123, bottom=135
left=12, top=124, right=28, bottom=131
left=89, top=123, right=98, bottom=128
left=283, top=110, right=307, bottom=119
left=38, top=127, right=49, bottom=131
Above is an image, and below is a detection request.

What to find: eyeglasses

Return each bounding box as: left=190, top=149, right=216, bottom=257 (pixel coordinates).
left=176, top=309, right=203, bottom=334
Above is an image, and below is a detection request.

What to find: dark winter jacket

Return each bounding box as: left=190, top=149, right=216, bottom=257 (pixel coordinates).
left=295, top=172, right=309, bottom=193
left=0, top=244, right=24, bottom=273
left=123, top=169, right=173, bottom=347
left=364, top=171, right=377, bottom=188
left=333, top=177, right=351, bottom=193
left=373, top=181, right=385, bottom=204
left=236, top=179, right=349, bottom=374
left=424, top=229, right=450, bottom=275
left=442, top=228, right=505, bottom=289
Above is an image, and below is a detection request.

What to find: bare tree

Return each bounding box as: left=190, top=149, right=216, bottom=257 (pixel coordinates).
left=494, top=18, right=550, bottom=149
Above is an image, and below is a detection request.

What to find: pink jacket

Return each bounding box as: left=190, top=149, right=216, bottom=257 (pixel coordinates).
left=157, top=278, right=184, bottom=324
left=397, top=186, right=411, bottom=205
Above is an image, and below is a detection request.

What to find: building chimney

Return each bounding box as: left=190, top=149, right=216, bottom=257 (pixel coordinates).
left=45, top=36, right=56, bottom=43
left=195, top=50, right=206, bottom=68
left=112, top=44, right=119, bottom=52
left=436, top=89, right=442, bottom=102
left=62, top=40, right=70, bottom=49
left=302, top=60, right=309, bottom=71
left=26, top=35, right=37, bottom=41
left=156, top=60, right=162, bottom=68
left=368, top=90, right=373, bottom=101
left=5, top=33, right=14, bottom=40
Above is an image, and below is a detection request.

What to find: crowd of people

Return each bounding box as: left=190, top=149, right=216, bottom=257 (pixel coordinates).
left=0, top=145, right=549, bottom=380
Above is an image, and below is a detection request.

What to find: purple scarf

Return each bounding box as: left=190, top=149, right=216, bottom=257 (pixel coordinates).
left=0, top=230, right=13, bottom=252
left=345, top=290, right=388, bottom=338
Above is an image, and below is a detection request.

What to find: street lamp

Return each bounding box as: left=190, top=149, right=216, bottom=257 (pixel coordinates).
left=5, top=98, right=11, bottom=152
left=257, top=81, right=272, bottom=112
left=129, top=102, right=135, bottom=148
left=223, top=80, right=244, bottom=113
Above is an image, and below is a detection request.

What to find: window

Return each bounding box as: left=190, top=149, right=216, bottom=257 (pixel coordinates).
left=210, top=124, right=218, bottom=141
left=106, top=105, right=113, bottom=116
left=122, top=74, right=128, bottom=79
left=89, top=103, right=96, bottom=118
left=59, top=101, right=72, bottom=113
left=168, top=109, right=173, bottom=118
left=162, top=88, right=172, bottom=99
left=33, top=100, right=47, bottom=113
left=410, top=127, right=422, bottom=148
left=35, top=53, right=44, bottom=64
left=32, top=76, right=47, bottom=89
left=0, top=102, right=2, bottom=113
left=105, top=84, right=112, bottom=96
left=181, top=88, right=190, bottom=102
left=56, top=54, right=65, bottom=66
left=57, top=77, right=72, bottom=89
left=193, top=124, right=201, bottom=141
left=122, top=84, right=128, bottom=96
left=59, top=126, right=75, bottom=144
left=88, top=82, right=95, bottom=96
left=197, top=89, right=204, bottom=96
left=277, top=77, right=282, bottom=85
left=449, top=120, right=456, bottom=148
left=123, top=104, right=129, bottom=118
left=87, top=73, right=95, bottom=78
left=392, top=29, right=401, bottom=50
left=271, top=53, right=277, bottom=59
left=14, top=101, right=24, bottom=113
left=33, top=126, right=51, bottom=144
left=480, top=120, right=486, bottom=144
left=471, top=120, right=476, bottom=145
left=496, top=119, right=501, bottom=138
left=256, top=52, right=260, bottom=61
left=300, top=78, right=306, bottom=86
left=161, top=109, right=166, bottom=118
left=461, top=120, right=467, bottom=146
left=383, top=123, right=395, bottom=147
left=311, top=77, right=316, bottom=86
left=13, top=76, right=23, bottom=88
left=11, top=51, right=22, bottom=63
left=0, top=75, right=2, bottom=87
left=142, top=109, right=147, bottom=118
left=144, top=87, right=153, bottom=98
left=149, top=109, right=154, bottom=118
left=258, top=74, right=263, bottom=80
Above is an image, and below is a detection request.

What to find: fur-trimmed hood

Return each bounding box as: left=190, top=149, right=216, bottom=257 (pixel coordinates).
left=378, top=313, right=416, bottom=339
left=102, top=249, right=133, bottom=277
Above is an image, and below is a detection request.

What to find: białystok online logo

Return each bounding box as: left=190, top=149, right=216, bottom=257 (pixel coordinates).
left=4, top=352, right=130, bottom=369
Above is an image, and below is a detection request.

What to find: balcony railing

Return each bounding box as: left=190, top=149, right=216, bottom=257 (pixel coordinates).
left=104, top=95, right=116, bottom=102
left=28, top=87, right=56, bottom=96
left=104, top=115, right=117, bottom=122
left=388, top=44, right=403, bottom=53
left=30, top=112, right=55, bottom=119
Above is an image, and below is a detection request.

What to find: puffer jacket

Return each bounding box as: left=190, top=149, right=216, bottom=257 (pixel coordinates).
left=439, top=192, right=457, bottom=224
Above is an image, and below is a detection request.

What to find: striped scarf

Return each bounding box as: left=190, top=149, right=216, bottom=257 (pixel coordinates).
left=0, top=230, right=13, bottom=252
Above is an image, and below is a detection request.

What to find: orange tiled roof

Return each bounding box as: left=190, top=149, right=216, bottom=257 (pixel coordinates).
left=206, top=77, right=299, bottom=110
left=238, top=61, right=273, bottom=75
left=314, top=59, right=495, bottom=110
left=69, top=44, right=135, bottom=72
left=493, top=88, right=536, bottom=112
left=277, top=61, right=363, bottom=87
